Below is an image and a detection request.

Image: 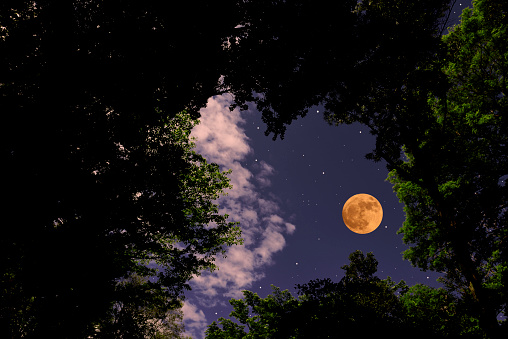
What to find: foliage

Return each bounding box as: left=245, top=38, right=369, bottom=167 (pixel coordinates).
left=0, top=0, right=238, bottom=119
left=386, top=1, right=508, bottom=336
left=222, top=0, right=452, bottom=140
left=1, top=107, right=241, bottom=337
left=0, top=1, right=247, bottom=337
left=206, top=251, right=478, bottom=338
left=206, top=286, right=300, bottom=339
left=91, top=274, right=191, bottom=339
left=399, top=283, right=477, bottom=337
left=293, top=251, right=410, bottom=338
left=206, top=251, right=486, bottom=338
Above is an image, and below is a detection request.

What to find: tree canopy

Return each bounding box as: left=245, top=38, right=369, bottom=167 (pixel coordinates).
left=205, top=251, right=479, bottom=338
left=386, top=1, right=507, bottom=335
left=1, top=1, right=246, bottom=337
left=1, top=109, right=241, bottom=337
left=92, top=273, right=191, bottom=339
left=221, top=0, right=453, bottom=141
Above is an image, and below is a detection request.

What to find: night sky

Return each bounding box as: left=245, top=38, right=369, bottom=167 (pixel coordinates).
left=182, top=2, right=475, bottom=338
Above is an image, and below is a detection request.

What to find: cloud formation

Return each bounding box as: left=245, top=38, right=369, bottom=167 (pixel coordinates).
left=182, top=94, right=295, bottom=338
left=181, top=301, right=208, bottom=337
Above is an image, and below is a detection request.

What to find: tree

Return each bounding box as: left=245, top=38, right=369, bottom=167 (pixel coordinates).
left=205, top=285, right=301, bottom=338
left=386, top=0, right=507, bottom=336
left=399, top=284, right=477, bottom=337
left=206, top=251, right=483, bottom=338
left=1, top=1, right=244, bottom=337
left=222, top=0, right=453, bottom=140
left=1, top=109, right=241, bottom=337
left=294, top=251, right=409, bottom=338
left=206, top=251, right=417, bottom=338
left=0, top=0, right=238, bottom=119
left=92, top=274, right=191, bottom=339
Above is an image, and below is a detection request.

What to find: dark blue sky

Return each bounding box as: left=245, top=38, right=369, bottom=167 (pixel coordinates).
left=246, top=108, right=442, bottom=289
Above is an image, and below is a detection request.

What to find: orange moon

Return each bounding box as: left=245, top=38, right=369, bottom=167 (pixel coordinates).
left=342, top=194, right=383, bottom=234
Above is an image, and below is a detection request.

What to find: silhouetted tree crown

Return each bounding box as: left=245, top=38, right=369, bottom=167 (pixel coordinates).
left=206, top=251, right=480, bottom=338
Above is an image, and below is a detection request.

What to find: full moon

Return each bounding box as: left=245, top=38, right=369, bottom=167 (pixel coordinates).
left=342, top=193, right=383, bottom=234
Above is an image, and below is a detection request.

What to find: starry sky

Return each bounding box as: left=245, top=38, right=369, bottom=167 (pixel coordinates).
left=182, top=1, right=473, bottom=337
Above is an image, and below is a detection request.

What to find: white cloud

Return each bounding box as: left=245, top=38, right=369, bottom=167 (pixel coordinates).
left=183, top=94, right=296, bottom=338
left=191, top=94, right=250, bottom=168
left=285, top=222, right=296, bottom=234
left=182, top=301, right=208, bottom=339
left=254, top=161, right=275, bottom=187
